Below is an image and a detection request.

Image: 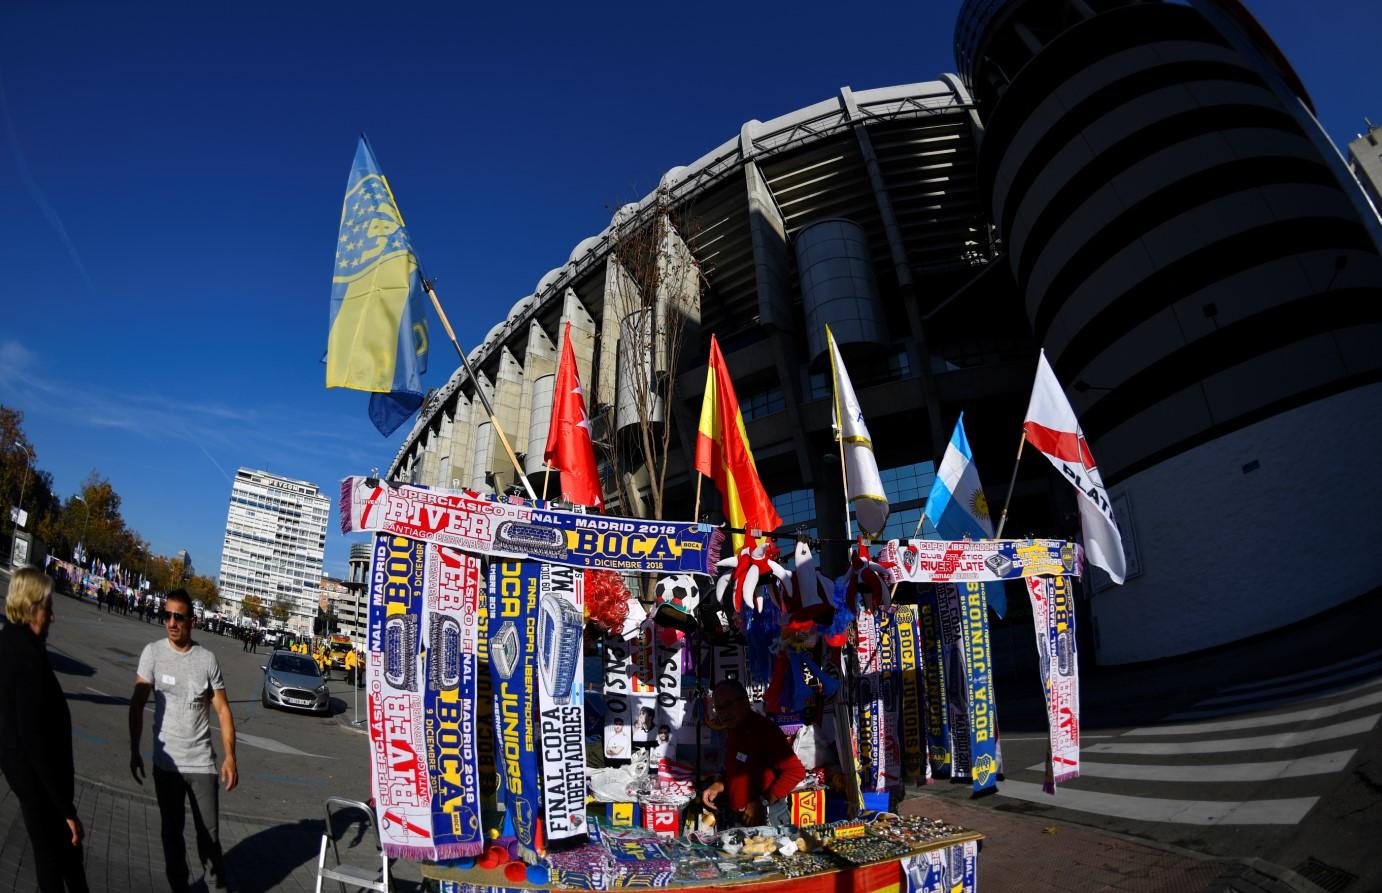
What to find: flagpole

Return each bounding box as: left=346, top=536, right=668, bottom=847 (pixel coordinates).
left=693, top=473, right=702, bottom=522
left=826, top=327, right=854, bottom=543
left=541, top=464, right=552, bottom=501
left=424, top=283, right=537, bottom=500
left=993, top=433, right=1027, bottom=539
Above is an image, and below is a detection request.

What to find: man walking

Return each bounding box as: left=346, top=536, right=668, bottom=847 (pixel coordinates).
left=128, top=589, right=238, bottom=891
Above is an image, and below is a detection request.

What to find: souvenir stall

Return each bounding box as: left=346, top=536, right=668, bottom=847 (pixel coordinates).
left=340, top=476, right=1087, bottom=893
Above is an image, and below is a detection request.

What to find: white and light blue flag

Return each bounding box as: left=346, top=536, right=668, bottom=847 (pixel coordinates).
left=924, top=412, right=1007, bottom=617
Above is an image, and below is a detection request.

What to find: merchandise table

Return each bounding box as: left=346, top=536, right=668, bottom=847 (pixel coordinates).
left=423, top=829, right=983, bottom=893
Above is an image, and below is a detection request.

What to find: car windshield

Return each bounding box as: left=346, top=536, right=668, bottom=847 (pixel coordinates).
left=331, top=643, right=351, bottom=654
left=270, top=654, right=320, bottom=677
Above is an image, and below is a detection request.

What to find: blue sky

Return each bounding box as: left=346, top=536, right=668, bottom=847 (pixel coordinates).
left=0, top=0, right=1376, bottom=579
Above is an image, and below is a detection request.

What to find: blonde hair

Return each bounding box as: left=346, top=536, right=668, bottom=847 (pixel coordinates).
left=6, top=567, right=54, bottom=624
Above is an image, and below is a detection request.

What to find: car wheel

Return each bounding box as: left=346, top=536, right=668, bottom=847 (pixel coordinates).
left=261, top=689, right=270, bottom=709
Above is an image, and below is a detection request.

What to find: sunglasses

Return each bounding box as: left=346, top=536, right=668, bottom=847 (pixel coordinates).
left=163, top=610, right=191, bottom=623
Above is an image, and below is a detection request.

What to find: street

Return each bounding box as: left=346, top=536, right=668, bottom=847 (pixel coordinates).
left=0, top=573, right=423, bottom=891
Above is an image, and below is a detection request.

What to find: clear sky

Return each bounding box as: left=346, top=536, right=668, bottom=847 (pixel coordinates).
left=1, top=0, right=1376, bottom=580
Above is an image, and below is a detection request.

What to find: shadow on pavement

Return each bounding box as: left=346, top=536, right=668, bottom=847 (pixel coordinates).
left=48, top=650, right=97, bottom=676
left=224, top=818, right=324, bottom=893
left=65, top=691, right=128, bottom=706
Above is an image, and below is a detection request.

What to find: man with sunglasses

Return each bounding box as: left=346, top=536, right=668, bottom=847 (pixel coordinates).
left=128, top=589, right=238, bottom=891
left=700, top=679, right=805, bottom=827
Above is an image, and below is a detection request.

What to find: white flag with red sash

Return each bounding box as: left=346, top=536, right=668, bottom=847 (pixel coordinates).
left=1023, top=351, right=1126, bottom=585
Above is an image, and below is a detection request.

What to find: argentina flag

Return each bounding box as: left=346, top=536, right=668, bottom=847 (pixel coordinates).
left=923, top=413, right=1008, bottom=617
left=326, top=137, right=430, bottom=436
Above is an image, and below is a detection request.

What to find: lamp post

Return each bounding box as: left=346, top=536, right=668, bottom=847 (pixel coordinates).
left=9, top=441, right=32, bottom=568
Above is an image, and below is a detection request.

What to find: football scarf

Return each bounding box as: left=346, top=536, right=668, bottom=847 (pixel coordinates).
left=535, top=563, right=589, bottom=848
left=877, top=611, right=903, bottom=792
left=880, top=538, right=1081, bottom=584
left=342, top=476, right=722, bottom=575
left=602, top=633, right=634, bottom=761
left=366, top=534, right=435, bottom=859
left=903, top=840, right=979, bottom=893
left=422, top=544, right=486, bottom=857
left=917, top=588, right=951, bottom=779
left=936, top=583, right=972, bottom=781
left=487, top=560, right=543, bottom=861
left=957, top=582, right=1000, bottom=796
left=1026, top=576, right=1081, bottom=792
left=894, top=605, right=928, bottom=784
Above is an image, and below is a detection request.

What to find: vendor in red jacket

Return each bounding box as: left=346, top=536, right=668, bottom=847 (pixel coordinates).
left=701, top=679, right=806, bottom=826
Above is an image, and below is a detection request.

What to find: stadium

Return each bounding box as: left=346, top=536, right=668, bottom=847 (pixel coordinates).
left=385, top=0, right=1382, bottom=665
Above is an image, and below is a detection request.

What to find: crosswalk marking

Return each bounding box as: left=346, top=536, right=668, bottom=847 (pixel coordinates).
left=997, top=780, right=1318, bottom=825
left=1086, top=714, right=1380, bottom=755
left=1026, top=750, right=1355, bottom=782
left=1216, top=647, right=1382, bottom=695
left=1165, top=676, right=1382, bottom=721
left=1136, top=688, right=1382, bottom=736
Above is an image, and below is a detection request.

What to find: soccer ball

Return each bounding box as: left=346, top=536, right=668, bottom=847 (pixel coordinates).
left=653, top=574, right=701, bottom=632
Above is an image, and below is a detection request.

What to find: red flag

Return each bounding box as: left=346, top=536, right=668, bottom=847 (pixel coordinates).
left=696, top=335, right=782, bottom=546
left=544, top=322, right=603, bottom=509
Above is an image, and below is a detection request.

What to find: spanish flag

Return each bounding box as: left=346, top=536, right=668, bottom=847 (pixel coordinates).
left=326, top=137, right=430, bottom=436
left=695, top=335, right=782, bottom=548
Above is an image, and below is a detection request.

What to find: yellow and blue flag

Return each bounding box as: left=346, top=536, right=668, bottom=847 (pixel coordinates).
left=327, top=137, right=430, bottom=436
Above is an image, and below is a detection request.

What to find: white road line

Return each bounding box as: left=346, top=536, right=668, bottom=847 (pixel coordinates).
left=1000, top=735, right=1117, bottom=741
left=1217, top=648, right=1382, bottom=694
left=1139, top=689, right=1382, bottom=736
left=1197, top=662, right=1382, bottom=706
left=997, top=780, right=1318, bottom=825
left=1024, top=750, right=1356, bottom=781
left=1164, top=677, right=1382, bottom=721
left=1087, top=715, right=1379, bottom=755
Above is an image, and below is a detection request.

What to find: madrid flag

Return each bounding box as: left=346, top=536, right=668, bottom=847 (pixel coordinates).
left=826, top=326, right=889, bottom=539
left=544, top=322, right=603, bottom=509
left=696, top=335, right=782, bottom=549
left=1023, top=350, right=1126, bottom=584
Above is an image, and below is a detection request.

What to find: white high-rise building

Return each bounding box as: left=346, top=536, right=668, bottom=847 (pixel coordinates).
left=217, top=468, right=330, bottom=634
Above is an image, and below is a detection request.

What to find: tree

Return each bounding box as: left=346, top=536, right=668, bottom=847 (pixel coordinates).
left=271, top=598, right=291, bottom=624
left=600, top=189, right=702, bottom=522
left=186, top=575, right=220, bottom=612
left=242, top=593, right=265, bottom=621
left=2, top=406, right=59, bottom=555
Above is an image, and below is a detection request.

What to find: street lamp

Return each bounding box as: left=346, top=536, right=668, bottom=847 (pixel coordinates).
left=9, top=441, right=32, bottom=567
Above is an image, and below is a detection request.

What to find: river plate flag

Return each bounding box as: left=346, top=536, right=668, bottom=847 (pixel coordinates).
left=1023, top=350, right=1125, bottom=584
left=827, top=326, right=890, bottom=539
left=1026, top=575, right=1080, bottom=792
left=326, top=136, right=430, bottom=436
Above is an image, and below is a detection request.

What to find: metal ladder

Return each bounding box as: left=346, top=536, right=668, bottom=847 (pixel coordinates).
left=314, top=797, right=392, bottom=893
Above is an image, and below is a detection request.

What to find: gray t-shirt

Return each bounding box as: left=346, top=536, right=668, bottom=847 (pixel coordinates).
left=137, top=638, right=225, bottom=773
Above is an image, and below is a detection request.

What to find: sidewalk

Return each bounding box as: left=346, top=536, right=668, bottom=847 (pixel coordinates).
left=0, top=771, right=425, bottom=892
left=898, top=790, right=1325, bottom=893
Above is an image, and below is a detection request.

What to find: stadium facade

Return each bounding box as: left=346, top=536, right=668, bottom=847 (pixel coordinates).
left=385, top=0, right=1382, bottom=665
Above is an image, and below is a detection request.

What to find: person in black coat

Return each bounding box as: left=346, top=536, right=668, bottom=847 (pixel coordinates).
left=0, top=568, right=90, bottom=892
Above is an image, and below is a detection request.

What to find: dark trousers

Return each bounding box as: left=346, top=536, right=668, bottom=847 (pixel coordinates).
left=153, top=766, right=222, bottom=890
left=13, top=788, right=89, bottom=892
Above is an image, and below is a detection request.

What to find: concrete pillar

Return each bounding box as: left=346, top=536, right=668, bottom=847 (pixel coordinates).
left=434, top=410, right=453, bottom=489
left=840, top=86, right=947, bottom=459
left=745, top=159, right=814, bottom=484
left=654, top=217, right=701, bottom=374
left=445, top=393, right=473, bottom=490
left=521, top=322, right=558, bottom=476
left=490, top=347, right=526, bottom=493
left=560, top=288, right=598, bottom=387
left=467, top=372, right=495, bottom=492
left=597, top=256, right=638, bottom=412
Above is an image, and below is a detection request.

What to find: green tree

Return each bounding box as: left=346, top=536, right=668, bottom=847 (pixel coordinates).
left=186, top=575, right=220, bottom=612
left=242, top=593, right=265, bottom=621
left=271, top=597, right=291, bottom=624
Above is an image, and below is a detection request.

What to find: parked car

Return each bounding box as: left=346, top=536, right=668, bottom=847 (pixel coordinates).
left=261, top=649, right=330, bottom=714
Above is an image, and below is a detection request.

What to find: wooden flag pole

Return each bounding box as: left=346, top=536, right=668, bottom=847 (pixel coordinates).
left=541, top=463, right=552, bottom=501
left=838, top=424, right=853, bottom=543
left=993, top=432, right=1028, bottom=539
left=425, top=283, right=538, bottom=500
left=693, top=473, right=703, bottom=522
